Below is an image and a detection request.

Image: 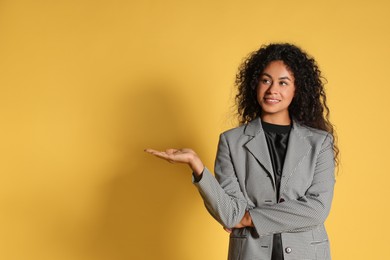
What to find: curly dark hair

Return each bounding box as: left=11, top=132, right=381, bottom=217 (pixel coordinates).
left=235, top=43, right=338, bottom=164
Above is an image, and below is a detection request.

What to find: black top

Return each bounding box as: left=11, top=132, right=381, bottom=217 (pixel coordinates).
left=261, top=120, right=291, bottom=260
left=262, top=121, right=291, bottom=200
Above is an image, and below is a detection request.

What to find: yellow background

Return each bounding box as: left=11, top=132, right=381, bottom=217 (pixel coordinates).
left=1, top=0, right=389, bottom=259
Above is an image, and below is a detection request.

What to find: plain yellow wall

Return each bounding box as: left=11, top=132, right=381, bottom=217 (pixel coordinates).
left=1, top=0, right=389, bottom=259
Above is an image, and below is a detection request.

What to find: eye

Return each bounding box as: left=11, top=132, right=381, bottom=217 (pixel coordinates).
left=279, top=81, right=288, bottom=86
left=261, top=78, right=271, bottom=85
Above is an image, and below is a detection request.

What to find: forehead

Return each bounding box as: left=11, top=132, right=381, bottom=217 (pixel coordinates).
left=262, top=60, right=294, bottom=78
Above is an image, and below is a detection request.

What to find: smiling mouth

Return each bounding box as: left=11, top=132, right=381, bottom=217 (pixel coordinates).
left=264, top=98, right=281, bottom=103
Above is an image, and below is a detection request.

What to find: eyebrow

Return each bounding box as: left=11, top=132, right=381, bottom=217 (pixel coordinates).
left=261, top=73, right=292, bottom=81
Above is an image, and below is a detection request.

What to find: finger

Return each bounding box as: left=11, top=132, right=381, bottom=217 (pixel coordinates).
left=165, top=149, right=178, bottom=154
left=144, top=149, right=168, bottom=158
left=152, top=152, right=170, bottom=160
left=145, top=149, right=169, bottom=158
left=144, top=148, right=161, bottom=154
left=145, top=149, right=184, bottom=164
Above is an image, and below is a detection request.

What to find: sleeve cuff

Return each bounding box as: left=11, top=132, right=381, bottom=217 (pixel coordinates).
left=192, top=169, right=204, bottom=183
left=192, top=167, right=206, bottom=184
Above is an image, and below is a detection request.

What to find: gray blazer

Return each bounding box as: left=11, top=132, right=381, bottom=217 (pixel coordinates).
left=194, top=118, right=335, bottom=260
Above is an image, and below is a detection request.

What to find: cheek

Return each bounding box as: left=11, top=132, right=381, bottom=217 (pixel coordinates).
left=289, top=90, right=296, bottom=100
left=292, top=86, right=296, bottom=97
left=256, top=90, right=264, bottom=104
left=284, top=88, right=295, bottom=100
left=256, top=85, right=266, bottom=98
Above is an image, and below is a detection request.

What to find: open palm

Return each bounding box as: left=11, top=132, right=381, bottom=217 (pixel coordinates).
left=144, top=148, right=196, bottom=163
left=144, top=148, right=204, bottom=175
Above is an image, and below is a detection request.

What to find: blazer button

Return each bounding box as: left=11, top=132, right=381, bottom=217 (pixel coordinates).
left=279, top=198, right=285, bottom=203
left=285, top=247, right=292, bottom=254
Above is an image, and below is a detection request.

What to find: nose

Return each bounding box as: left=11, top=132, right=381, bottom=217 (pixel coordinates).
left=266, top=82, right=279, bottom=93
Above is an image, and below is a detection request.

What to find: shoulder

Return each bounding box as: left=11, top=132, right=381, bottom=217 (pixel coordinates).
left=218, top=123, right=251, bottom=145
left=221, top=117, right=262, bottom=139
left=304, top=125, right=329, bottom=137
left=221, top=124, right=246, bottom=137
left=294, top=121, right=334, bottom=146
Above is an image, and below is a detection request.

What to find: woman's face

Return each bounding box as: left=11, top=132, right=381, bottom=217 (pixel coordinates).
left=257, top=60, right=296, bottom=124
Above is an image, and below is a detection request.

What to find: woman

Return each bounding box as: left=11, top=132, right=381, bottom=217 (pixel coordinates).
left=145, top=43, right=338, bottom=260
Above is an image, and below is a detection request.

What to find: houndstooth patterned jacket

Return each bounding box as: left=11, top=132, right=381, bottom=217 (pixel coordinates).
left=194, top=117, right=335, bottom=260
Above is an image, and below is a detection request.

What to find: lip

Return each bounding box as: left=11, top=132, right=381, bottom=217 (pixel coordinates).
left=264, top=98, right=281, bottom=104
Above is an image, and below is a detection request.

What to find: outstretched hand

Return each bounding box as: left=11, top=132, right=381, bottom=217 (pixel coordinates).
left=144, top=148, right=204, bottom=175
left=144, top=148, right=195, bottom=164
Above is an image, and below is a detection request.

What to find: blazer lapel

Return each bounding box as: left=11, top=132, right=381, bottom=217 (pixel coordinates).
left=279, top=121, right=312, bottom=197
left=244, top=118, right=275, bottom=188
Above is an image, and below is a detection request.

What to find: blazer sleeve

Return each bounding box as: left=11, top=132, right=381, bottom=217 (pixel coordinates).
left=249, top=133, right=336, bottom=237
left=193, top=133, right=248, bottom=228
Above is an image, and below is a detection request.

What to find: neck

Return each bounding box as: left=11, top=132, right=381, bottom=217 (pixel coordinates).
left=261, top=114, right=291, bottom=126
